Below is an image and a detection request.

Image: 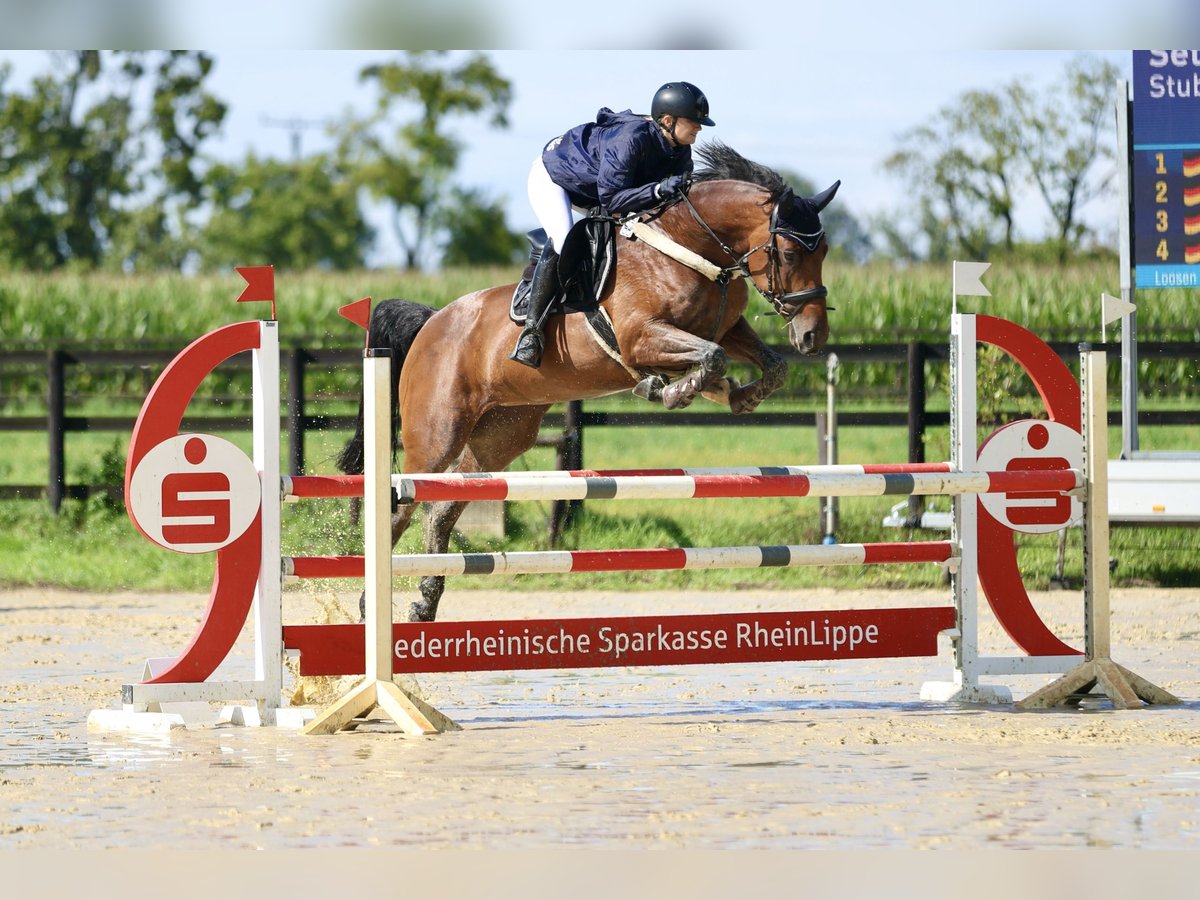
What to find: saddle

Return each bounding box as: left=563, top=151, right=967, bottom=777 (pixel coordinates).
left=509, top=216, right=616, bottom=325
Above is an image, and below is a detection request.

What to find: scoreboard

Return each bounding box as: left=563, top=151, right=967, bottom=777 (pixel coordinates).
left=1132, top=50, right=1200, bottom=289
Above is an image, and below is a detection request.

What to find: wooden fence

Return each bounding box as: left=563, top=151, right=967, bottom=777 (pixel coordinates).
left=3, top=340, right=1198, bottom=531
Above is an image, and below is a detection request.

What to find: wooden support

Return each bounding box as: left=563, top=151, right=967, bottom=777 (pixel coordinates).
left=1018, top=348, right=1180, bottom=710
left=304, top=349, right=459, bottom=736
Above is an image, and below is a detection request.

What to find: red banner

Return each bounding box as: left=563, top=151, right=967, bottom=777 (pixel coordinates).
left=283, top=607, right=956, bottom=676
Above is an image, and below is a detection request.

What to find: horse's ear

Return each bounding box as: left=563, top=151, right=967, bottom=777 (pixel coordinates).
left=811, top=180, right=841, bottom=212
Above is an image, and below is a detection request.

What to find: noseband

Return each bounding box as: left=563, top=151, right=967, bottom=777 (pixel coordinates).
left=679, top=190, right=832, bottom=323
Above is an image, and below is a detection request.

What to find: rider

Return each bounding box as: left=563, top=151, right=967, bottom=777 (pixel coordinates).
left=509, top=81, right=716, bottom=368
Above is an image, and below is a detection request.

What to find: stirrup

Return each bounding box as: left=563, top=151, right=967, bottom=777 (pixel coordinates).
left=508, top=329, right=544, bottom=368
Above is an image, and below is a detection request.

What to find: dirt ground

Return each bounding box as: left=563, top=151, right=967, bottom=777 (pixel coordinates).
left=2, top=584, right=1199, bottom=851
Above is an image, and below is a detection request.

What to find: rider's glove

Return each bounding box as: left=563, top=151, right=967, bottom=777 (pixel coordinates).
left=655, top=174, right=688, bottom=202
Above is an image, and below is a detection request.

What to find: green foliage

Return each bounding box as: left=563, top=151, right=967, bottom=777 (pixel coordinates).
left=73, top=438, right=128, bottom=517
left=0, top=51, right=225, bottom=272
left=883, top=53, right=1118, bottom=262
left=435, top=187, right=526, bottom=266
left=342, top=51, right=516, bottom=269
left=199, top=155, right=372, bottom=271
left=1008, top=55, right=1119, bottom=260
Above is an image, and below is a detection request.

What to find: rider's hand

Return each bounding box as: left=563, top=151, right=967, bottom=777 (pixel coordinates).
left=655, top=174, right=688, bottom=202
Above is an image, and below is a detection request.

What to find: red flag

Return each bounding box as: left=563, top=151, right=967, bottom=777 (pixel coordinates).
left=338, top=297, right=372, bottom=331
left=235, top=266, right=276, bottom=320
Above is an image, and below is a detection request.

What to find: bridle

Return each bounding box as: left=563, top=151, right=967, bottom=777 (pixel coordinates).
left=677, top=187, right=832, bottom=323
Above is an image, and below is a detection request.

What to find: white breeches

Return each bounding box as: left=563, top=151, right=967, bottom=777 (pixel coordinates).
left=527, top=155, right=576, bottom=251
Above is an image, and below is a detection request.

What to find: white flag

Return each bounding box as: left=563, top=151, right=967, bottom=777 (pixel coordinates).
left=1102, top=292, right=1136, bottom=325
left=953, top=261, right=991, bottom=297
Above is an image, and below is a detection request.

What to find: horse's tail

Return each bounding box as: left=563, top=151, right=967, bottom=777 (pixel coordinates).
left=336, top=299, right=438, bottom=475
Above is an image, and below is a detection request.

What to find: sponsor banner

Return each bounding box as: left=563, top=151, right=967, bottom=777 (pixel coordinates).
left=283, top=607, right=957, bottom=676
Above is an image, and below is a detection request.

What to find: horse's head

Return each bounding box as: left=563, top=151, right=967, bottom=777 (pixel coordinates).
left=688, top=142, right=839, bottom=356
left=758, top=181, right=839, bottom=355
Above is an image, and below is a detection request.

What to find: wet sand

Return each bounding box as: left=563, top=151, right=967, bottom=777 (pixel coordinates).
left=2, top=585, right=1199, bottom=850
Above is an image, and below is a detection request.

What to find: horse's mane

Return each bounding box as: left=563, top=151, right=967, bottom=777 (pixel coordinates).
left=692, top=141, right=789, bottom=198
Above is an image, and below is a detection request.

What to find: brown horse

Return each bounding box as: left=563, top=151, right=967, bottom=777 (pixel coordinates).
left=339, top=143, right=839, bottom=621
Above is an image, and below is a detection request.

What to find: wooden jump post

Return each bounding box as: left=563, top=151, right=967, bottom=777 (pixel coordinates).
left=302, top=349, right=460, bottom=736
left=1017, top=347, right=1179, bottom=709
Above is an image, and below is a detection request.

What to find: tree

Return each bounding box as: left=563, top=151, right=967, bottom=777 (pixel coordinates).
left=1008, top=54, right=1119, bottom=262
left=884, top=88, right=1021, bottom=261
left=0, top=51, right=225, bottom=271
left=198, top=154, right=372, bottom=271
left=341, top=51, right=513, bottom=269
left=435, top=187, right=525, bottom=267
left=882, top=54, right=1119, bottom=263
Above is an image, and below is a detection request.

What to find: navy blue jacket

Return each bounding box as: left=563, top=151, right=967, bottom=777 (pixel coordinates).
left=542, top=108, right=693, bottom=215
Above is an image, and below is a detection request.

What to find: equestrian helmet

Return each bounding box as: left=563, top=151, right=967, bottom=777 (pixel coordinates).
left=651, top=82, right=716, bottom=126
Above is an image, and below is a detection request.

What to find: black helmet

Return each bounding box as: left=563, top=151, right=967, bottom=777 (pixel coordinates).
left=651, top=82, right=715, bottom=126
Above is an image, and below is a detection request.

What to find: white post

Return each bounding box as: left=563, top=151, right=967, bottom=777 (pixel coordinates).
left=363, top=350, right=394, bottom=682
left=923, top=314, right=1010, bottom=702
left=951, top=313, right=980, bottom=684
left=252, top=320, right=282, bottom=721
left=1082, top=349, right=1111, bottom=660
left=303, top=349, right=458, bottom=735
left=1016, top=346, right=1180, bottom=708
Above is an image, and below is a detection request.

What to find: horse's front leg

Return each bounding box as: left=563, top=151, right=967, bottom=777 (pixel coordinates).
left=660, top=342, right=729, bottom=410
left=623, top=323, right=728, bottom=411
left=718, top=316, right=789, bottom=415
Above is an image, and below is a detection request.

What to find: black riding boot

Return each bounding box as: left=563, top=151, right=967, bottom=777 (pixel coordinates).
left=509, top=244, right=559, bottom=368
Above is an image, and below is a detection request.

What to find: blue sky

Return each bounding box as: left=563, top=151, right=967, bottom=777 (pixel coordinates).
left=0, top=45, right=1155, bottom=265
left=209, top=50, right=1134, bottom=262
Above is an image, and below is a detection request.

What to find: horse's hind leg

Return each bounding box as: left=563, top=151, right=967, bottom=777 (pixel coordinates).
left=408, top=405, right=550, bottom=623
left=356, top=494, right=422, bottom=623
left=410, top=498, right=470, bottom=623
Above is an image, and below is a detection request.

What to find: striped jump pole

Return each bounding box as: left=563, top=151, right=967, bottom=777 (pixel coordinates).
left=281, top=461, right=957, bottom=500
left=283, top=466, right=1079, bottom=504
left=285, top=540, right=955, bottom=580
left=390, top=469, right=1080, bottom=504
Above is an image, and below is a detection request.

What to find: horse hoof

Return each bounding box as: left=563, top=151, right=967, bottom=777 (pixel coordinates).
left=730, top=395, right=757, bottom=415
left=632, top=375, right=667, bottom=402
left=662, top=385, right=695, bottom=410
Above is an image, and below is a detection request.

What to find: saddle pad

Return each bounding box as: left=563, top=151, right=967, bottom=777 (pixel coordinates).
left=509, top=216, right=616, bottom=324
